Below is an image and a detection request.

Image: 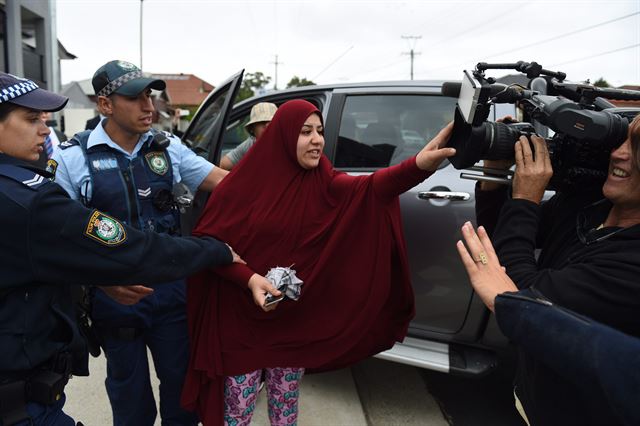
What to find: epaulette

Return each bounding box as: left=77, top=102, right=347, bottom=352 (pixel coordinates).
left=58, top=138, right=80, bottom=150
left=162, top=130, right=176, bottom=139
left=0, top=164, right=50, bottom=190
left=150, top=128, right=177, bottom=140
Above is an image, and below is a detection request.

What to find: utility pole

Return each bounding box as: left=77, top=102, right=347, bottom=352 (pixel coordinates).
left=270, top=54, right=283, bottom=90
left=401, top=35, right=421, bottom=80
left=140, top=0, right=144, bottom=69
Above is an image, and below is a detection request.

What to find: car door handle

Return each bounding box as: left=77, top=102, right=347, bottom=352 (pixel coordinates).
left=418, top=191, right=470, bottom=201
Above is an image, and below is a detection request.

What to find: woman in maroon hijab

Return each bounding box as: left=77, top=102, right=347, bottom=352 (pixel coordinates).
left=182, top=99, right=455, bottom=425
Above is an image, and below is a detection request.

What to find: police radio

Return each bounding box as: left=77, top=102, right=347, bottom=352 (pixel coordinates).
left=150, top=132, right=170, bottom=151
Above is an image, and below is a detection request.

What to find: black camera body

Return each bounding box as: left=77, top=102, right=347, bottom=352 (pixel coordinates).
left=443, top=61, right=640, bottom=190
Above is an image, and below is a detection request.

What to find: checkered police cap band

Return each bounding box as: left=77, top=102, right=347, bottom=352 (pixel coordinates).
left=97, top=70, right=144, bottom=97
left=0, top=80, right=39, bottom=104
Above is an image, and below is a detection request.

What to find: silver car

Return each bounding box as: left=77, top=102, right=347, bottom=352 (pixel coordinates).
left=182, top=71, right=508, bottom=376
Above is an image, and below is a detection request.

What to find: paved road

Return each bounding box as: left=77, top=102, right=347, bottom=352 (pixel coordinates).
left=64, top=354, right=447, bottom=425
left=65, top=353, right=522, bottom=425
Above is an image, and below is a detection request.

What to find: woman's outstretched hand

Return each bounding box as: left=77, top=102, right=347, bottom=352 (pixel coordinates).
left=248, top=273, right=282, bottom=312
left=456, top=222, right=517, bottom=312
left=415, top=122, right=456, bottom=171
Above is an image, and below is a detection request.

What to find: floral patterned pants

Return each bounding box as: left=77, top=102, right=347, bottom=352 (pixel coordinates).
left=224, top=367, right=304, bottom=426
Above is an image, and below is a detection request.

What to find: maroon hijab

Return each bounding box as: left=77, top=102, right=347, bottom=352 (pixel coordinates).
left=182, top=99, right=417, bottom=424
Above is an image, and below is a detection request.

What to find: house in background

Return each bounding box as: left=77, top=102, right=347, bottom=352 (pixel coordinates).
left=60, top=79, right=96, bottom=136
left=151, top=73, right=214, bottom=134
left=610, top=85, right=640, bottom=109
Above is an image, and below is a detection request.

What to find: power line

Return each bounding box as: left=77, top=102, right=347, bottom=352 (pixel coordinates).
left=356, top=57, right=407, bottom=77
left=484, top=11, right=640, bottom=60
left=549, top=43, right=640, bottom=67
left=421, top=4, right=524, bottom=52
left=312, top=45, right=354, bottom=81
left=416, top=11, right=640, bottom=78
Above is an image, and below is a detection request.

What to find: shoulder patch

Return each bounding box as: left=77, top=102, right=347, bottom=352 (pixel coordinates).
left=46, top=159, right=58, bottom=180
left=59, top=139, right=79, bottom=150
left=84, top=210, right=127, bottom=246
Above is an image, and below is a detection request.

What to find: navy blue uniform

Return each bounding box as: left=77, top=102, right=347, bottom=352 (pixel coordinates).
left=0, top=153, right=231, bottom=425
left=52, top=124, right=216, bottom=425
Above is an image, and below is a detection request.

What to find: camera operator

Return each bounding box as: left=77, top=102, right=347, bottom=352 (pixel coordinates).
left=474, top=114, right=640, bottom=425
left=456, top=222, right=640, bottom=426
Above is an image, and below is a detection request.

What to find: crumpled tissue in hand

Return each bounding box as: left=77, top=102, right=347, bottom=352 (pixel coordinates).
left=265, top=266, right=304, bottom=301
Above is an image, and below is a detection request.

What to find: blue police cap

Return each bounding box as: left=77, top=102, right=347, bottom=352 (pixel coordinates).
left=0, top=72, right=68, bottom=112
left=92, top=60, right=165, bottom=98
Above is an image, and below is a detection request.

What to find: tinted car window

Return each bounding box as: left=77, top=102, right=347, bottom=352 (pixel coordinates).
left=220, top=97, right=322, bottom=158
left=183, top=91, right=228, bottom=158
left=221, top=114, right=251, bottom=157
left=335, top=95, right=455, bottom=168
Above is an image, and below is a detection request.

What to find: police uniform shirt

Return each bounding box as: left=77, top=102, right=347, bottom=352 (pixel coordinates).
left=0, top=154, right=233, bottom=373
left=51, top=121, right=214, bottom=201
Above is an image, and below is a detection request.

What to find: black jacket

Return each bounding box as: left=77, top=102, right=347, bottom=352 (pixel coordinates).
left=495, top=290, right=640, bottom=426
left=0, top=154, right=232, bottom=375
left=476, top=184, right=640, bottom=425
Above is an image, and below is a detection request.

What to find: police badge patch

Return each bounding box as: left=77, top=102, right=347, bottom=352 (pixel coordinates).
left=145, top=151, right=169, bottom=175
left=46, top=159, right=58, bottom=180
left=84, top=211, right=127, bottom=246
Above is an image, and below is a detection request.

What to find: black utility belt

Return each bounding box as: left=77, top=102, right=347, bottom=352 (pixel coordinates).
left=97, top=325, right=145, bottom=341
left=0, top=369, right=69, bottom=404
left=0, top=370, right=69, bottom=424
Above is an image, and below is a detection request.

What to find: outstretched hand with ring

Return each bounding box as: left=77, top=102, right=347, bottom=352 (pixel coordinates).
left=456, top=222, right=517, bottom=312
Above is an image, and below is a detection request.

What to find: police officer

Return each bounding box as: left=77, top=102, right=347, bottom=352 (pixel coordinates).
left=50, top=60, right=227, bottom=426
left=0, top=72, right=248, bottom=425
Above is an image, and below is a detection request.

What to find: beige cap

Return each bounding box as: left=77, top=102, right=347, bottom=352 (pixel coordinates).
left=245, top=102, right=278, bottom=129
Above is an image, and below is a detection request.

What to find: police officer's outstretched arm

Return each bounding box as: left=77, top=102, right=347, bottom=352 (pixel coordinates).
left=29, top=183, right=237, bottom=286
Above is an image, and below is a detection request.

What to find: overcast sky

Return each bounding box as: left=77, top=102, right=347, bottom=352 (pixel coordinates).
left=56, top=0, right=639, bottom=90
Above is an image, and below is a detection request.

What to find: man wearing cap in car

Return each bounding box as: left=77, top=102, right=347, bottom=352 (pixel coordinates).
left=51, top=60, right=228, bottom=425
left=219, top=102, right=277, bottom=170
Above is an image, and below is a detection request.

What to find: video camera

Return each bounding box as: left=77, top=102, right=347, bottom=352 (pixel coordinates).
left=442, top=61, right=640, bottom=190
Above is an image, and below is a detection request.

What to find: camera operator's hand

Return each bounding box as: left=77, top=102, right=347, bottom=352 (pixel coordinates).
left=512, top=134, right=552, bottom=204
left=248, top=273, right=282, bottom=312
left=415, top=122, right=456, bottom=172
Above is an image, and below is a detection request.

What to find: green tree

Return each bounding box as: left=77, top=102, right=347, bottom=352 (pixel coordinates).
left=593, top=77, right=611, bottom=88
left=286, top=76, right=316, bottom=88
left=236, top=72, right=272, bottom=102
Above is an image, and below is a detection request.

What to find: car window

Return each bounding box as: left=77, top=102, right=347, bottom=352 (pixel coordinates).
left=335, top=94, right=456, bottom=168
left=183, top=91, right=229, bottom=159
left=221, top=114, right=251, bottom=157
left=219, top=97, right=322, bottom=157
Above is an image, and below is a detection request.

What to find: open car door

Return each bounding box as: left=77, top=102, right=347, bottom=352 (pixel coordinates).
left=180, top=70, right=244, bottom=234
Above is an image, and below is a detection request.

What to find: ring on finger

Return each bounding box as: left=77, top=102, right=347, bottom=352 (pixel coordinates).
left=475, top=251, right=488, bottom=265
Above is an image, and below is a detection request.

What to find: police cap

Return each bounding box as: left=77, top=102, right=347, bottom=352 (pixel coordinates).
left=92, top=60, right=166, bottom=98
left=0, top=72, right=68, bottom=112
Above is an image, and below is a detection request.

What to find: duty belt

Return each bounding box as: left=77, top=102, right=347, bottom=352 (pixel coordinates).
left=0, top=352, right=73, bottom=425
